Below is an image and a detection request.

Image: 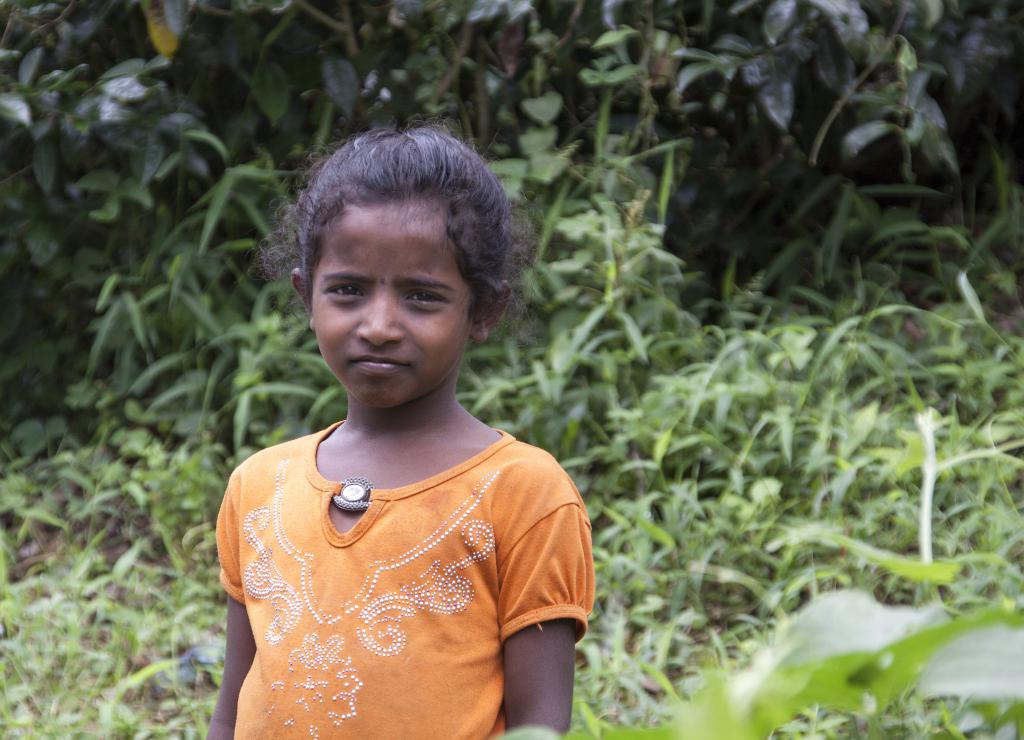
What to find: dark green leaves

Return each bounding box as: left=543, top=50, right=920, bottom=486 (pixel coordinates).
left=842, top=121, right=899, bottom=161
left=0, top=93, right=31, bottom=126
left=251, top=62, right=290, bottom=124
left=321, top=57, right=358, bottom=117
left=677, top=593, right=1024, bottom=738
left=763, top=0, right=797, bottom=45
left=743, top=55, right=796, bottom=131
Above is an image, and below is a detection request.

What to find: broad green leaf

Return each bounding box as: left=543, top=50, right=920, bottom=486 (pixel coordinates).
left=251, top=62, right=290, bottom=123
left=489, top=158, right=528, bottom=197
left=763, top=0, right=797, bottom=45
left=593, top=28, right=639, bottom=50
left=755, top=63, right=795, bottom=131
left=322, top=57, right=358, bottom=117
left=33, top=137, right=57, bottom=194
left=896, top=37, right=918, bottom=73
left=18, top=47, right=43, bottom=86
left=77, top=169, right=119, bottom=191
left=920, top=626, right=1024, bottom=700
left=676, top=62, right=718, bottom=96
left=842, top=121, right=898, bottom=161
left=526, top=151, right=568, bottom=184
left=100, top=58, right=146, bottom=79
left=580, top=64, right=645, bottom=87
left=12, top=419, right=47, bottom=458
left=678, top=675, right=758, bottom=740
left=745, top=602, right=1018, bottom=737
left=520, top=92, right=563, bottom=126
left=918, top=0, right=943, bottom=30
left=519, top=126, right=558, bottom=156
left=0, top=93, right=31, bottom=126
left=103, top=76, right=149, bottom=102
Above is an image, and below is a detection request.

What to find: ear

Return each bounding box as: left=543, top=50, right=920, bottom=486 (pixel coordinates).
left=469, top=282, right=511, bottom=342
left=291, top=268, right=314, bottom=330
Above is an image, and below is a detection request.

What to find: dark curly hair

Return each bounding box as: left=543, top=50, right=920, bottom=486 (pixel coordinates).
left=261, top=125, right=532, bottom=320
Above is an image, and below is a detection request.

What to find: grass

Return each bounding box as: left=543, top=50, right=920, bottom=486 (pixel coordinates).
left=2, top=209, right=1023, bottom=736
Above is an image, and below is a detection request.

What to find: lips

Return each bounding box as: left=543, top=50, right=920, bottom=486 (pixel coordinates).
left=350, top=356, right=410, bottom=374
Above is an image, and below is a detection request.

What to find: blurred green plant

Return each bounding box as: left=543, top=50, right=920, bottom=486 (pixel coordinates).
left=2, top=0, right=1023, bottom=453
left=1, top=0, right=1023, bottom=736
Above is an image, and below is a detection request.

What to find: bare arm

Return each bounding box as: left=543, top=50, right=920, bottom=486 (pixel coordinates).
left=208, top=597, right=256, bottom=740
left=503, top=618, right=577, bottom=733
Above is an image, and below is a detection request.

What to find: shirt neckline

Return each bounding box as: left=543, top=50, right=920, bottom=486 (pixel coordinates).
left=304, top=420, right=517, bottom=502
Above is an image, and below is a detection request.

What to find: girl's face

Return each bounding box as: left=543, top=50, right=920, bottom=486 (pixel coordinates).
left=297, top=201, right=493, bottom=412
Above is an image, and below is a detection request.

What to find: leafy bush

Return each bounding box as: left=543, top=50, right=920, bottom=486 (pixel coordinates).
left=1, top=0, right=1023, bottom=736
left=2, top=0, right=1023, bottom=448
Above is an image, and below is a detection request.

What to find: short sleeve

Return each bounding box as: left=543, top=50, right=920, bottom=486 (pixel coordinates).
left=497, top=503, right=594, bottom=642
left=216, top=469, right=246, bottom=603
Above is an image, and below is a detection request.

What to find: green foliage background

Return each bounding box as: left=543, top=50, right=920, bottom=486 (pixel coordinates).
left=1, top=0, right=1023, bottom=736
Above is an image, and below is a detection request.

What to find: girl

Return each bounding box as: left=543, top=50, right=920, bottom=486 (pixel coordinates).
left=210, top=127, right=594, bottom=739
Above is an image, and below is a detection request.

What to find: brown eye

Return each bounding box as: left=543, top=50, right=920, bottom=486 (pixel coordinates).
left=409, top=291, right=442, bottom=303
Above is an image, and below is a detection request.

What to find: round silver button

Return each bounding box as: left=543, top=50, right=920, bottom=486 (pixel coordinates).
left=340, top=482, right=368, bottom=502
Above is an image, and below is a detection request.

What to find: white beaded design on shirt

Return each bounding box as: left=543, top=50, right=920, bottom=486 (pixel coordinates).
left=239, top=460, right=502, bottom=732
left=355, top=515, right=497, bottom=656
left=272, top=633, right=363, bottom=733
left=242, top=502, right=302, bottom=645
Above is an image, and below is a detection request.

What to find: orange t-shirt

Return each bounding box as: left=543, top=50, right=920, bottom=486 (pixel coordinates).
left=216, top=424, right=594, bottom=739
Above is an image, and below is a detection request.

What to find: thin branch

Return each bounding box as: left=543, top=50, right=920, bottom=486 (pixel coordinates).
left=429, top=20, right=474, bottom=107
left=808, top=3, right=910, bottom=166
left=1, top=0, right=78, bottom=49
left=556, top=0, right=584, bottom=50
left=338, top=0, right=359, bottom=58
left=0, top=164, right=32, bottom=188
left=294, top=0, right=350, bottom=37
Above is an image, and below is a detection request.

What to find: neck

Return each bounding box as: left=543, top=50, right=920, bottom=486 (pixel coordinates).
left=340, top=381, right=476, bottom=440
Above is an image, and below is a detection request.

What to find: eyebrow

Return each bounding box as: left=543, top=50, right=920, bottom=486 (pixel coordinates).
left=320, top=271, right=366, bottom=285
left=319, top=271, right=455, bottom=292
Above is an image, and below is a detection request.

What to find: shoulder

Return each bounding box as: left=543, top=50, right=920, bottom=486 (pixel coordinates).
left=484, top=436, right=589, bottom=529
left=493, top=439, right=580, bottom=493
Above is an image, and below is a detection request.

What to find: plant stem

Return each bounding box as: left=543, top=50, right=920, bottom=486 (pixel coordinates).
left=916, top=410, right=937, bottom=565
left=808, top=4, right=909, bottom=166
left=294, top=0, right=350, bottom=39
left=430, top=20, right=474, bottom=107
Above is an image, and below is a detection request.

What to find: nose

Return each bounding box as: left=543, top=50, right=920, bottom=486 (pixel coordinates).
left=357, top=292, right=403, bottom=347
